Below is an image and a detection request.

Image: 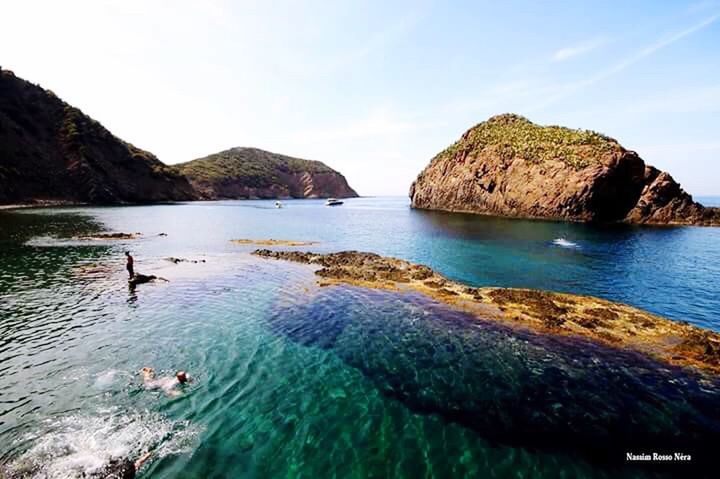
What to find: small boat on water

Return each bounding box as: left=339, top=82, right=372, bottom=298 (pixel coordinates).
left=275, top=201, right=283, bottom=208
left=325, top=198, right=344, bottom=206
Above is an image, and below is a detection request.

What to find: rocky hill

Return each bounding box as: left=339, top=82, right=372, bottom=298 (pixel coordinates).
left=410, top=114, right=719, bottom=226
left=0, top=69, right=197, bottom=205
left=177, top=147, right=358, bottom=199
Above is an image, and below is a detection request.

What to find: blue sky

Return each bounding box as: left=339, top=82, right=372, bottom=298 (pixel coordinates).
left=2, top=0, right=719, bottom=196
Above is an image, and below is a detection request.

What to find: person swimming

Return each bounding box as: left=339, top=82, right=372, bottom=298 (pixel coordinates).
left=92, top=451, right=152, bottom=479
left=1, top=451, right=152, bottom=479
left=140, top=367, right=190, bottom=396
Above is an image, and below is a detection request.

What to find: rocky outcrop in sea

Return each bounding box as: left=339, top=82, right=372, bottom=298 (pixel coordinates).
left=410, top=114, right=719, bottom=226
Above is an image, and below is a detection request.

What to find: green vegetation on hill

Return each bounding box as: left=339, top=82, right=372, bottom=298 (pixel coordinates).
left=177, top=147, right=335, bottom=188
left=438, top=113, right=623, bottom=169
left=0, top=68, right=196, bottom=203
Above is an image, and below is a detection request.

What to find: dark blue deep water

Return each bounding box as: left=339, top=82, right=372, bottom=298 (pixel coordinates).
left=1, top=197, right=719, bottom=478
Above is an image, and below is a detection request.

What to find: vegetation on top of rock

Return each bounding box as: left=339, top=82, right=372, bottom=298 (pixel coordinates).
left=177, top=147, right=335, bottom=188
left=176, top=147, right=358, bottom=199
left=411, top=113, right=716, bottom=225
left=438, top=113, right=623, bottom=169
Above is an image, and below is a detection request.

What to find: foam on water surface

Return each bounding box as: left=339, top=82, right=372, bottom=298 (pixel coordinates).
left=6, top=408, right=201, bottom=478
left=552, top=237, right=579, bottom=248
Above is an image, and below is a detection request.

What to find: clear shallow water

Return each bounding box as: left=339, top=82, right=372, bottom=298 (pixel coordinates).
left=1, top=197, right=720, bottom=478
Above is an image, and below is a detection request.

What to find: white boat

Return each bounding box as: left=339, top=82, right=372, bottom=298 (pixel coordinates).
left=275, top=201, right=283, bottom=208
left=325, top=198, right=344, bottom=206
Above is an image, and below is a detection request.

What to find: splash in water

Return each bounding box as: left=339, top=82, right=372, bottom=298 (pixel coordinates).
left=6, top=408, right=201, bottom=478
left=553, top=237, right=579, bottom=248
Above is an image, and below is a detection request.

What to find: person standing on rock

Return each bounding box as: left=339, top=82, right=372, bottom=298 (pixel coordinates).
left=125, top=251, right=134, bottom=279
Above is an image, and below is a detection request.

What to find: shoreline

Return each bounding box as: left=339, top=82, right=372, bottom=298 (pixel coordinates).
left=410, top=204, right=720, bottom=228
left=0, top=200, right=88, bottom=210
left=0, top=196, right=366, bottom=211
left=253, top=249, right=720, bottom=375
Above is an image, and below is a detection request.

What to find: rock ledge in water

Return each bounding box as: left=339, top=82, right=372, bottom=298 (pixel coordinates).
left=231, top=239, right=318, bottom=247
left=253, top=249, right=720, bottom=374
left=77, top=232, right=141, bottom=240
left=164, top=257, right=206, bottom=264
left=128, top=273, right=160, bottom=286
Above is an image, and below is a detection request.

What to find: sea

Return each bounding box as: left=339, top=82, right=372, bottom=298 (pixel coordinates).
left=1, top=196, right=719, bottom=478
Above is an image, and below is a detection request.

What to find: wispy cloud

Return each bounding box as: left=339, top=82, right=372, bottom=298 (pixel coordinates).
left=289, top=108, right=434, bottom=144
left=552, top=38, right=607, bottom=62
left=297, top=5, right=429, bottom=78
left=530, top=12, right=720, bottom=111
left=586, top=13, right=719, bottom=84
left=632, top=12, right=720, bottom=60
left=338, top=10, right=425, bottom=68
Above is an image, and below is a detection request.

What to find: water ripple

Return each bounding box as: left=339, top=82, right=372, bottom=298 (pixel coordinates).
left=2, top=202, right=719, bottom=478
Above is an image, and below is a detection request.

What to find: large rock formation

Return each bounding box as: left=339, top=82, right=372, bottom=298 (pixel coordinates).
left=176, top=147, right=358, bottom=199
left=410, top=114, right=719, bottom=226
left=0, top=69, right=197, bottom=204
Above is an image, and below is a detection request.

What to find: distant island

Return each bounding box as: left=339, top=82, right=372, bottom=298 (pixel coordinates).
left=176, top=147, right=358, bottom=200
left=410, top=114, right=720, bottom=226
left=0, top=68, right=357, bottom=205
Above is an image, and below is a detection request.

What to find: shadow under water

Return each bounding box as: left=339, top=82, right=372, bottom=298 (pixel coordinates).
left=268, top=284, right=720, bottom=476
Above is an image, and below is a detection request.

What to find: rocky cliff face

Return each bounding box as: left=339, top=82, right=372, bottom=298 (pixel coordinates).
left=177, top=147, right=358, bottom=199
left=0, top=69, right=197, bottom=204
left=410, top=114, right=718, bottom=226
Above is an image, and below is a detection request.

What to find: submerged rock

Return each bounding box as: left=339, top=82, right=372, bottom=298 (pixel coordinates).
left=164, top=257, right=206, bottom=264
left=77, top=232, right=141, bottom=240
left=72, top=263, right=116, bottom=278
left=409, top=114, right=719, bottom=226
left=231, top=239, right=318, bottom=247
left=268, top=284, right=720, bottom=472
left=254, top=249, right=720, bottom=374
left=128, top=273, right=159, bottom=286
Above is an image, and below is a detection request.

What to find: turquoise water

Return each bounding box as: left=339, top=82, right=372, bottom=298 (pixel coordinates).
left=1, top=197, right=720, bottom=478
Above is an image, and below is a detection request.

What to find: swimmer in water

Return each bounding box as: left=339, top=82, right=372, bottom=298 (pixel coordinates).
left=6, top=451, right=153, bottom=479
left=94, top=451, right=152, bottom=479
left=140, top=367, right=190, bottom=396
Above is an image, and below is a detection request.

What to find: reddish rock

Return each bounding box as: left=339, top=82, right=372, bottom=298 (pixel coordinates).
left=410, top=114, right=718, bottom=226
